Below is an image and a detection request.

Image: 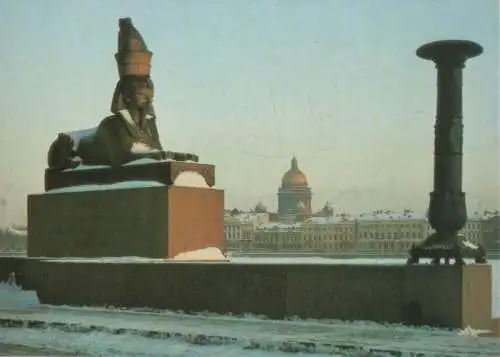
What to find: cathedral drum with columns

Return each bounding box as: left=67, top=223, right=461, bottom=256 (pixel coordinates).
left=277, top=157, right=312, bottom=222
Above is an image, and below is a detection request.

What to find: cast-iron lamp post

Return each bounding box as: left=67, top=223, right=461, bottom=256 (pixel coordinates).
left=407, top=40, right=487, bottom=265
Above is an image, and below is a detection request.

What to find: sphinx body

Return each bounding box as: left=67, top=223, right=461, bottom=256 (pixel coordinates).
left=47, top=108, right=198, bottom=170
left=48, top=110, right=165, bottom=170
left=47, top=18, right=198, bottom=171
left=48, top=74, right=165, bottom=170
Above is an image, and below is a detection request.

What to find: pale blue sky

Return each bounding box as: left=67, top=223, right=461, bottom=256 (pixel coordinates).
left=0, top=0, right=498, bottom=224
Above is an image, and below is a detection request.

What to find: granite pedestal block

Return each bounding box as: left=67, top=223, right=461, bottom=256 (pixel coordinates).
left=403, top=264, right=492, bottom=330
left=44, top=160, right=215, bottom=191
left=491, top=318, right=500, bottom=337
left=29, top=161, right=224, bottom=259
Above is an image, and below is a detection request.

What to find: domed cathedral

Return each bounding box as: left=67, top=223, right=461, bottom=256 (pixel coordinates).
left=277, top=156, right=312, bottom=222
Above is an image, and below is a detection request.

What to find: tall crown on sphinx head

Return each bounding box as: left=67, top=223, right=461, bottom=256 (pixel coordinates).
left=114, top=17, right=153, bottom=78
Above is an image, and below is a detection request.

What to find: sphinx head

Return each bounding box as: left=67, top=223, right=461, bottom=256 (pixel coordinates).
left=111, top=18, right=155, bottom=117
left=111, top=75, right=155, bottom=116
left=121, top=75, right=154, bottom=109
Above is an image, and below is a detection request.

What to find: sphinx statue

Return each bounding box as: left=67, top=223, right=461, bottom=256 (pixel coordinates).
left=48, top=18, right=198, bottom=170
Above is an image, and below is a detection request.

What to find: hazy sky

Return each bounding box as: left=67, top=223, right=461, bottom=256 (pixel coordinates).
left=0, top=0, right=498, bottom=224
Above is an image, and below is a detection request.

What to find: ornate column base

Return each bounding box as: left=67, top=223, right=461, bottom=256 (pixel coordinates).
left=407, top=232, right=487, bottom=266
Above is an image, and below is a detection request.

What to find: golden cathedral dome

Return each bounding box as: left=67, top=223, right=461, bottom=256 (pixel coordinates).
left=281, top=157, right=308, bottom=187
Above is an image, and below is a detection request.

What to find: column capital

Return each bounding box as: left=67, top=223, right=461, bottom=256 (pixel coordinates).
left=417, top=40, right=483, bottom=67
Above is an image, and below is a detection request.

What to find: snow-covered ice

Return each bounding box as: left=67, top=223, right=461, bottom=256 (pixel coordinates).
left=1, top=328, right=346, bottom=357
left=1, top=301, right=499, bottom=356
left=0, top=280, right=38, bottom=309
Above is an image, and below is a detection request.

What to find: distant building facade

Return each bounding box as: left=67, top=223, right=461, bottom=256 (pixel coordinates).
left=460, top=212, right=484, bottom=245
left=253, top=222, right=303, bottom=250
left=224, top=207, right=270, bottom=251
left=480, top=212, right=500, bottom=252
left=223, top=156, right=497, bottom=255
left=224, top=209, right=495, bottom=255
left=355, top=210, right=429, bottom=253
left=299, top=215, right=355, bottom=251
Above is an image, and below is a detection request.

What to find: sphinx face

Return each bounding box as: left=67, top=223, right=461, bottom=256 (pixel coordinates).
left=130, top=84, right=153, bottom=110
left=121, top=76, right=154, bottom=111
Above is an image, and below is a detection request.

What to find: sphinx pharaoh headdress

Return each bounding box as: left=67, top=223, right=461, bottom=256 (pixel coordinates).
left=110, top=17, right=155, bottom=117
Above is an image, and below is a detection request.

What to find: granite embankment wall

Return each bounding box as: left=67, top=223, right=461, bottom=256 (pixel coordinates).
left=0, top=257, right=492, bottom=330
left=0, top=256, right=24, bottom=282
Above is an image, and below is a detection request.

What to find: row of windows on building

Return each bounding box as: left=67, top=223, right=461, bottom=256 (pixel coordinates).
left=224, top=218, right=485, bottom=252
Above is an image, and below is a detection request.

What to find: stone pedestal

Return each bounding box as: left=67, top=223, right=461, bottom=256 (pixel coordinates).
left=490, top=318, right=500, bottom=337
left=45, top=160, right=215, bottom=191
left=403, top=265, right=492, bottom=330
left=28, top=161, right=224, bottom=259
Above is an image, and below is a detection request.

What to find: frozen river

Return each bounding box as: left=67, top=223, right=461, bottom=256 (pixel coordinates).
left=0, top=256, right=498, bottom=356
